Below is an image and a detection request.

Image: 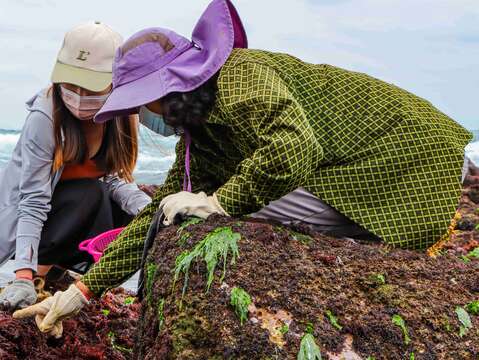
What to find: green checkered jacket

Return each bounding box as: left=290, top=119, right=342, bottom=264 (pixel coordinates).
left=82, top=48, right=472, bottom=296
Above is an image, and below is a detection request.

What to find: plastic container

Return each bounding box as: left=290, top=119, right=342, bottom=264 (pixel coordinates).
left=78, top=227, right=125, bottom=263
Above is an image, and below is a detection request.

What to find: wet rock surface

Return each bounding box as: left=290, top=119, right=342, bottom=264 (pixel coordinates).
left=135, top=212, right=478, bottom=359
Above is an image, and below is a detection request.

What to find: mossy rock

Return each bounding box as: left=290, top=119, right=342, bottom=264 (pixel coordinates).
left=469, top=188, right=479, bottom=204
left=134, top=215, right=479, bottom=359
left=456, top=215, right=477, bottom=231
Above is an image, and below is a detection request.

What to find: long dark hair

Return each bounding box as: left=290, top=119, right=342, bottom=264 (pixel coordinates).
left=49, top=84, right=139, bottom=182
left=160, top=75, right=218, bottom=129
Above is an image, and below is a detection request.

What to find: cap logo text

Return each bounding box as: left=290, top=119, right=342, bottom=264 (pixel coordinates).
left=76, top=50, right=91, bottom=61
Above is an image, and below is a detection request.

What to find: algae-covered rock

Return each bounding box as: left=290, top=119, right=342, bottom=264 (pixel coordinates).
left=135, top=215, right=479, bottom=360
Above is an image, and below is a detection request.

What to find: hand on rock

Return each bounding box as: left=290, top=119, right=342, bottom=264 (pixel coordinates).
left=159, top=191, right=228, bottom=225
left=0, top=279, right=37, bottom=311
left=13, top=284, right=88, bottom=338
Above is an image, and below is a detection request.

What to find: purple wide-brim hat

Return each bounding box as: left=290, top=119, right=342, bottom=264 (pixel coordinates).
left=94, top=0, right=247, bottom=123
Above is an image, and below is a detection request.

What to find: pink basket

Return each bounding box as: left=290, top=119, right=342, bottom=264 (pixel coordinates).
left=78, top=227, right=125, bottom=263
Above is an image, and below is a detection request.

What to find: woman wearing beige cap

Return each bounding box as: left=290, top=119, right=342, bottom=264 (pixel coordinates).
left=0, top=22, right=151, bottom=312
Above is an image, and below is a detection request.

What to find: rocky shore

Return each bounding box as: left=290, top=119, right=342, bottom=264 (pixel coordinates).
left=135, top=214, right=478, bottom=359
left=1, top=167, right=478, bottom=359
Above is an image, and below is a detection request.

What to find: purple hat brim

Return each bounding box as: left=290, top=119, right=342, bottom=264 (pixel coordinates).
left=93, top=70, right=162, bottom=122
left=94, top=0, right=247, bottom=123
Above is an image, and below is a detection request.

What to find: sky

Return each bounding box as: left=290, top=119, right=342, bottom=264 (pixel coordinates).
left=0, top=0, right=478, bottom=130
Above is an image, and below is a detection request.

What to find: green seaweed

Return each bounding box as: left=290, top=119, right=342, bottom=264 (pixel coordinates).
left=305, top=322, right=314, bottom=335
left=173, top=226, right=241, bottom=295
left=369, top=273, right=386, bottom=285
left=467, top=248, right=479, bottom=259
left=124, top=296, right=135, bottom=305
left=230, top=287, right=252, bottom=325
left=297, top=333, right=322, bottom=360
left=409, top=352, right=415, bottom=360
left=392, top=314, right=411, bottom=345
left=373, top=284, right=406, bottom=307
left=279, top=323, right=289, bottom=335
left=456, top=306, right=472, bottom=337
left=459, top=247, right=479, bottom=263
left=178, top=232, right=191, bottom=246
left=290, top=230, right=313, bottom=245
left=176, top=218, right=204, bottom=246
left=441, top=315, right=452, bottom=332
left=157, top=298, right=165, bottom=330
left=108, top=331, right=133, bottom=354
left=177, top=217, right=203, bottom=235
left=146, top=263, right=158, bottom=306
left=101, top=309, right=110, bottom=317
left=325, top=310, right=342, bottom=330
left=466, top=300, right=479, bottom=315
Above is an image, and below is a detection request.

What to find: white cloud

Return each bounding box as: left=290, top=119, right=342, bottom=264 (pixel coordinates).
left=313, top=0, right=479, bottom=31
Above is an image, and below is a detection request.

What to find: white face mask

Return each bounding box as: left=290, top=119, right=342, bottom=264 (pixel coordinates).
left=139, top=105, right=176, bottom=137
left=60, top=86, right=110, bottom=121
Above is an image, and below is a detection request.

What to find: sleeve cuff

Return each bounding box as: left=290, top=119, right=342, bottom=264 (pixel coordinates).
left=136, top=196, right=153, bottom=215
left=13, top=260, right=37, bottom=273
left=14, top=235, right=38, bottom=273
left=80, top=275, right=105, bottom=298
left=215, top=177, right=256, bottom=216
left=212, top=193, right=229, bottom=216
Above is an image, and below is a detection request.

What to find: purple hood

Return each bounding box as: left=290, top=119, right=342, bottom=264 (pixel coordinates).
left=94, top=0, right=247, bottom=123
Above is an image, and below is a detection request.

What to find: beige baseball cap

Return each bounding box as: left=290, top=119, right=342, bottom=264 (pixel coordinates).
left=51, top=21, right=123, bottom=92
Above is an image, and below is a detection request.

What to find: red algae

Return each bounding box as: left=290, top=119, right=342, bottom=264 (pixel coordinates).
left=0, top=288, right=139, bottom=360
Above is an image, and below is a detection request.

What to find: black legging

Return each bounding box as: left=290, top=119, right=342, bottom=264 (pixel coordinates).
left=38, top=178, right=134, bottom=273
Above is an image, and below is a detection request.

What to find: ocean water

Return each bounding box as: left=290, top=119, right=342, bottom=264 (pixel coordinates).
left=0, top=127, right=178, bottom=185
left=467, top=131, right=479, bottom=165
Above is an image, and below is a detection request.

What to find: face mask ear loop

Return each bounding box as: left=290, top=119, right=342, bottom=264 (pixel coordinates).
left=183, top=130, right=192, bottom=193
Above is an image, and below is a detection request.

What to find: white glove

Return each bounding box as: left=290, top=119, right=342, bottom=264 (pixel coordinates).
left=13, top=295, right=63, bottom=338
left=13, top=284, right=88, bottom=337
left=159, top=191, right=228, bottom=225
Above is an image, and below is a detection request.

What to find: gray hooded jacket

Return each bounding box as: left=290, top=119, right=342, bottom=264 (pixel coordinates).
left=0, top=89, right=151, bottom=272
